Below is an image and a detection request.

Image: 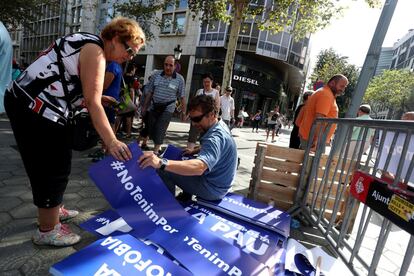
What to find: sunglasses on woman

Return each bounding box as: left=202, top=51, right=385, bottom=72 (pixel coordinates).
left=122, top=41, right=137, bottom=57
left=189, top=112, right=209, bottom=123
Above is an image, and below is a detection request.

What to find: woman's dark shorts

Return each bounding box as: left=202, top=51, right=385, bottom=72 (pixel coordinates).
left=5, top=92, right=72, bottom=208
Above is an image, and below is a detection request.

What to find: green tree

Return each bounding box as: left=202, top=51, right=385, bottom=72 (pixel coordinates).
left=117, top=0, right=379, bottom=89
left=310, top=48, right=360, bottom=117
left=364, top=69, right=414, bottom=118
left=0, top=0, right=58, bottom=30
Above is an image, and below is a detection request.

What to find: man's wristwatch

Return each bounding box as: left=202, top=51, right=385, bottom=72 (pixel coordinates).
left=159, top=158, right=168, bottom=171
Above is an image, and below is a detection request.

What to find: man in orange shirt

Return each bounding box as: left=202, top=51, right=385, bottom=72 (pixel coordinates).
left=298, top=74, right=348, bottom=150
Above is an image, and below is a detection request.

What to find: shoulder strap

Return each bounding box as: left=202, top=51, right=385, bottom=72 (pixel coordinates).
left=53, top=37, right=72, bottom=112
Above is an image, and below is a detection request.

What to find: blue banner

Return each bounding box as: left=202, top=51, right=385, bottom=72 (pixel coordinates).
left=50, top=234, right=191, bottom=276
left=183, top=203, right=286, bottom=268
left=88, top=143, right=269, bottom=275
left=197, top=193, right=291, bottom=237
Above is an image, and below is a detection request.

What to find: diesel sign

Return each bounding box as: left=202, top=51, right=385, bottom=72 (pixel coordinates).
left=233, top=75, right=259, bottom=86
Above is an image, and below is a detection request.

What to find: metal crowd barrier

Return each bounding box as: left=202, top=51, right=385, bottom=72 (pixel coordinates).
left=290, top=117, right=414, bottom=276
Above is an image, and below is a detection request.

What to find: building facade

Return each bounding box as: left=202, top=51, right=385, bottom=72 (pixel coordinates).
left=374, top=47, right=393, bottom=76
left=371, top=30, right=414, bottom=119
left=390, top=29, right=414, bottom=71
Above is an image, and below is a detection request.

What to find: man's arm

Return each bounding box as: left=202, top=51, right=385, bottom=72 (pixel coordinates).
left=180, top=96, right=186, bottom=120
left=138, top=152, right=207, bottom=176
left=311, top=113, right=327, bottom=148
left=230, top=98, right=235, bottom=118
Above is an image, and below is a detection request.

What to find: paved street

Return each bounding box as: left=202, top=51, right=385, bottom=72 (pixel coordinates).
left=0, top=116, right=412, bottom=275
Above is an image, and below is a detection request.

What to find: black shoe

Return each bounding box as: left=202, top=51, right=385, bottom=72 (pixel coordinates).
left=175, top=192, right=193, bottom=202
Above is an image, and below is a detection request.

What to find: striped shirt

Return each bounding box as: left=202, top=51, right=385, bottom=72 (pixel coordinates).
left=148, top=70, right=185, bottom=113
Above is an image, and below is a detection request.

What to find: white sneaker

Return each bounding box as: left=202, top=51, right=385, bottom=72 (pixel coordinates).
left=59, top=205, right=79, bottom=221
left=32, top=223, right=81, bottom=246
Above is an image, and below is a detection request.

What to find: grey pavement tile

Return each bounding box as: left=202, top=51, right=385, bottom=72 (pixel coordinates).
left=21, top=246, right=76, bottom=276
left=77, top=198, right=110, bottom=212
left=0, top=197, right=23, bottom=212
left=18, top=192, right=34, bottom=202
left=2, top=177, right=30, bottom=186
left=0, top=172, right=12, bottom=181
left=0, top=212, right=12, bottom=227
left=10, top=168, right=28, bottom=177
left=10, top=203, right=37, bottom=219
left=0, top=270, right=22, bottom=276
left=0, top=219, right=37, bottom=243
left=0, top=186, right=31, bottom=197
left=63, top=185, right=83, bottom=194
left=62, top=192, right=83, bottom=204
left=0, top=165, right=21, bottom=173
left=68, top=178, right=93, bottom=187
left=77, top=186, right=104, bottom=198
left=0, top=240, right=38, bottom=272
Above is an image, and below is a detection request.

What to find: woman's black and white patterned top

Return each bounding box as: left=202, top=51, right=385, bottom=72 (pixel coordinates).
left=7, top=33, right=103, bottom=126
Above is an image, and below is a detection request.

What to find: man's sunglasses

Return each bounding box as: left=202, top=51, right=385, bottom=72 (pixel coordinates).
left=189, top=112, right=209, bottom=123
left=122, top=41, right=137, bottom=57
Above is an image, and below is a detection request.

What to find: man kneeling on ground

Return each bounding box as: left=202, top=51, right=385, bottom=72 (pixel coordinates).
left=138, top=94, right=237, bottom=200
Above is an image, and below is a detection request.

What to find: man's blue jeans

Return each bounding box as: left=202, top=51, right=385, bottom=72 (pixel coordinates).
left=157, top=170, right=224, bottom=201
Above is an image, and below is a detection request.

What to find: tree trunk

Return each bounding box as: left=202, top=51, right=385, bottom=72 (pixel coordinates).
left=221, top=1, right=247, bottom=90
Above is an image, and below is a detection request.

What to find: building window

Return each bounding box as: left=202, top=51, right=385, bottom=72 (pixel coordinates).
left=161, top=1, right=187, bottom=35
left=161, top=14, right=173, bottom=34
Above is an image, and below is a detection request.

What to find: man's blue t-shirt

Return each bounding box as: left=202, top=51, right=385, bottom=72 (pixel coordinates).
left=197, top=120, right=237, bottom=196
left=104, top=61, right=122, bottom=101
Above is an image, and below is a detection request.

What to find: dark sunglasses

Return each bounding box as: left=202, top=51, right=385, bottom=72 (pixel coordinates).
left=122, top=41, right=136, bottom=57
left=189, top=112, right=209, bottom=123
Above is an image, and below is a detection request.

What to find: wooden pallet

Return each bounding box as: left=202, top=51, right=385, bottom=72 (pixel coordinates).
left=248, top=143, right=358, bottom=225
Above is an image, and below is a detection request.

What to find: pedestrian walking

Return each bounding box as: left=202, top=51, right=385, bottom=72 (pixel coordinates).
left=289, top=91, right=313, bottom=149
left=297, top=74, right=348, bottom=151
left=141, top=56, right=186, bottom=154
left=220, top=86, right=235, bottom=129
left=251, top=110, right=262, bottom=133
left=266, top=106, right=280, bottom=142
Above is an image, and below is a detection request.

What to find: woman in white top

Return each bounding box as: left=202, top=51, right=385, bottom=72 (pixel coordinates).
left=187, top=73, right=220, bottom=149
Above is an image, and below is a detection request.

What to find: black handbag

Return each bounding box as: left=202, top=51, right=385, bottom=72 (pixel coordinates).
left=54, top=39, right=98, bottom=151
left=152, top=100, right=176, bottom=113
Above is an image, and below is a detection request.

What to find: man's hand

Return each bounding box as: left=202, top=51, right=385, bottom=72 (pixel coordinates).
left=180, top=111, right=187, bottom=122
left=138, top=151, right=161, bottom=169
left=183, top=147, right=195, bottom=156
left=101, top=95, right=118, bottom=108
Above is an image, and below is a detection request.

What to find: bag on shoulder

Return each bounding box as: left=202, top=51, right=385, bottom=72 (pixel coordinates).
left=117, top=78, right=137, bottom=115
left=68, top=109, right=99, bottom=151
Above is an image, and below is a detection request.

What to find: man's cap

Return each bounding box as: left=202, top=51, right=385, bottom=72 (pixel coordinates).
left=226, top=86, right=233, bottom=92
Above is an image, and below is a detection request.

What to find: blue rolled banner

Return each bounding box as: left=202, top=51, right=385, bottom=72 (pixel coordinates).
left=50, top=234, right=191, bottom=276
left=88, top=142, right=269, bottom=275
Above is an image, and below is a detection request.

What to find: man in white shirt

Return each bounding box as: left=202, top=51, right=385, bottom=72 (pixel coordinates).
left=187, top=72, right=220, bottom=150
left=220, top=86, right=235, bottom=128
